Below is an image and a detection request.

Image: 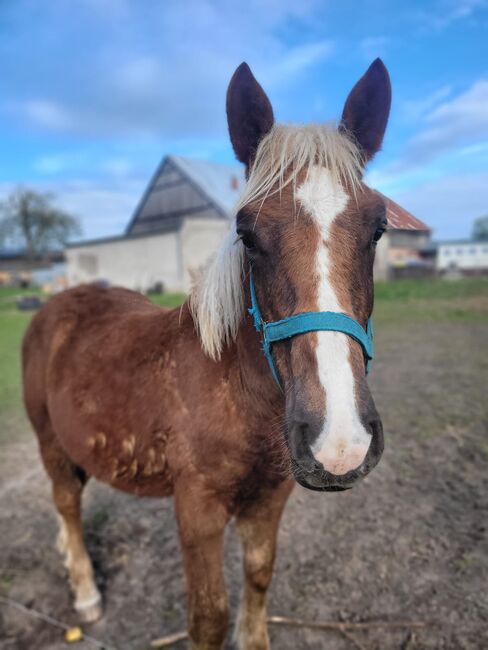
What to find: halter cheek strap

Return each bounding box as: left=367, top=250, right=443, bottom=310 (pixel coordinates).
left=248, top=268, right=374, bottom=387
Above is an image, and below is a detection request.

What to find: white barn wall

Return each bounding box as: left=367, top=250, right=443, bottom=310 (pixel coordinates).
left=66, top=218, right=230, bottom=293
left=373, top=233, right=390, bottom=281
left=180, top=218, right=229, bottom=291
left=66, top=231, right=181, bottom=292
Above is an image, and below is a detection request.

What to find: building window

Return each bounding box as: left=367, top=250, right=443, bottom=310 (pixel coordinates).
left=469, top=247, right=477, bottom=254
left=443, top=249, right=450, bottom=256
left=456, top=248, right=464, bottom=255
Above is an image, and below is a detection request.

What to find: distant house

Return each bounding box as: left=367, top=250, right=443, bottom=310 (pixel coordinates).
left=66, top=155, right=430, bottom=291
left=436, top=240, right=488, bottom=275
left=374, top=195, right=431, bottom=280
left=0, top=249, right=66, bottom=289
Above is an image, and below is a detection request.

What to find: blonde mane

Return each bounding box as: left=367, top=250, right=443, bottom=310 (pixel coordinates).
left=189, top=123, right=363, bottom=360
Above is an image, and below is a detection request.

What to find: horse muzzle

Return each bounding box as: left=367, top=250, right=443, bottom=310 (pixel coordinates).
left=286, top=417, right=384, bottom=492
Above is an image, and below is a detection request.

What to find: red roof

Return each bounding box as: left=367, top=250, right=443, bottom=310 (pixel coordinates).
left=380, top=193, right=430, bottom=232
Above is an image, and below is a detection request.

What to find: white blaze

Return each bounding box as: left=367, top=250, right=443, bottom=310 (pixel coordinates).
left=296, top=166, right=371, bottom=476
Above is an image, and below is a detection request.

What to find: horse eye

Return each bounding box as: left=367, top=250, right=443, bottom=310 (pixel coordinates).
left=238, top=231, right=257, bottom=251
left=372, top=227, right=386, bottom=244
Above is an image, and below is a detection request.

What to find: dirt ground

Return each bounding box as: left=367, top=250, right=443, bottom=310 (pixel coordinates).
left=1, top=320, right=487, bottom=650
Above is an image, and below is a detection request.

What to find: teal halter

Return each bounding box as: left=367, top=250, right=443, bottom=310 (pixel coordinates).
left=248, top=269, right=374, bottom=386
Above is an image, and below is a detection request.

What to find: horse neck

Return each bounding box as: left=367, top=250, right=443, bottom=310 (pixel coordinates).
left=233, top=281, right=283, bottom=416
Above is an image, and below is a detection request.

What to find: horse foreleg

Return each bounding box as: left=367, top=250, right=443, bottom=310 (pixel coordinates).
left=175, top=483, right=230, bottom=650
left=234, top=480, right=294, bottom=650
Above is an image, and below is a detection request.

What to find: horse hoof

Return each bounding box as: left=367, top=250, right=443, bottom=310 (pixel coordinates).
left=75, top=595, right=103, bottom=623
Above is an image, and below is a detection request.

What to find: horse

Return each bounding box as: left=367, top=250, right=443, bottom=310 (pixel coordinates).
left=22, top=58, right=391, bottom=650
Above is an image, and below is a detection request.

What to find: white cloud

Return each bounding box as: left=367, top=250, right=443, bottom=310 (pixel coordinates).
left=100, top=157, right=134, bottom=177
left=413, top=0, right=488, bottom=32
left=399, top=85, right=452, bottom=122
left=114, top=56, right=162, bottom=95
left=265, top=40, right=334, bottom=78
left=2, top=0, right=330, bottom=137
left=458, top=140, right=488, bottom=156
left=391, top=172, right=488, bottom=239
left=33, top=150, right=135, bottom=177
left=359, top=36, right=390, bottom=59
left=17, top=99, right=73, bottom=130
left=393, top=78, right=488, bottom=170
left=0, top=179, right=145, bottom=239
left=57, top=181, right=144, bottom=237
left=33, top=151, right=90, bottom=174
left=426, top=79, right=488, bottom=126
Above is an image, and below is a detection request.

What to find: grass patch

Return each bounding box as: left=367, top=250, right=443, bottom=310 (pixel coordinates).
left=0, top=308, right=33, bottom=445
left=0, top=286, right=42, bottom=312
left=374, top=278, right=488, bottom=325
left=374, top=277, right=488, bottom=302
left=0, top=312, right=32, bottom=411
left=147, top=292, right=186, bottom=308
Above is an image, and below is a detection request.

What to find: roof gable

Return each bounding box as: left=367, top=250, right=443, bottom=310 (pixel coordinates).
left=126, top=155, right=244, bottom=235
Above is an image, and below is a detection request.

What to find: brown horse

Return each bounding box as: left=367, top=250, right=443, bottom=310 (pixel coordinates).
left=22, top=59, right=391, bottom=649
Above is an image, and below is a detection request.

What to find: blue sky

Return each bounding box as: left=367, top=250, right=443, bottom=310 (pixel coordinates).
left=1, top=0, right=487, bottom=240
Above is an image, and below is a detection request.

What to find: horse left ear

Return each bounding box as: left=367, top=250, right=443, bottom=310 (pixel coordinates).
left=340, top=58, right=391, bottom=164
left=226, top=62, right=275, bottom=167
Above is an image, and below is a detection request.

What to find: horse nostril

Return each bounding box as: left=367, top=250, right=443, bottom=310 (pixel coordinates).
left=291, top=422, right=316, bottom=453
left=368, top=418, right=382, bottom=436
left=287, top=416, right=323, bottom=467
left=367, top=417, right=384, bottom=458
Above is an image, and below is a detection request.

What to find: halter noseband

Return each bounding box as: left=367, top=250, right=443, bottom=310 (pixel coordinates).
left=248, top=269, right=374, bottom=387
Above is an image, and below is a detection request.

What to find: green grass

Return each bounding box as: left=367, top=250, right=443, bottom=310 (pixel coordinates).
left=374, top=277, right=488, bottom=325
left=0, top=311, right=31, bottom=409
left=147, top=292, right=186, bottom=308
left=0, top=299, right=34, bottom=443
left=0, top=288, right=42, bottom=417
left=0, top=286, right=42, bottom=311
left=0, top=278, right=487, bottom=445
left=374, top=277, right=488, bottom=302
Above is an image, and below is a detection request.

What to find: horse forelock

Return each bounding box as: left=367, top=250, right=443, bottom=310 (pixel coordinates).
left=189, top=123, right=363, bottom=360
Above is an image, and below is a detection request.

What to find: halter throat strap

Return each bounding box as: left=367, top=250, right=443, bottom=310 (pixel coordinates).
left=248, top=268, right=373, bottom=386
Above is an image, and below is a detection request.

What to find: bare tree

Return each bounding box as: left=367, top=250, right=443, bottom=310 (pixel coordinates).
left=0, top=187, right=81, bottom=259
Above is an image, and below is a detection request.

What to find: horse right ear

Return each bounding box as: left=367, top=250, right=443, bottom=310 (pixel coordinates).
left=226, top=63, right=274, bottom=167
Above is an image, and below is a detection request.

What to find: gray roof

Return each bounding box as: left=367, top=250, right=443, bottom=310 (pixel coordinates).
left=124, top=154, right=245, bottom=236
left=169, top=155, right=245, bottom=215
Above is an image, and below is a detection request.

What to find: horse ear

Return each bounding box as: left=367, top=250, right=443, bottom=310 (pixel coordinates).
left=226, top=62, right=274, bottom=166
left=340, top=58, right=391, bottom=164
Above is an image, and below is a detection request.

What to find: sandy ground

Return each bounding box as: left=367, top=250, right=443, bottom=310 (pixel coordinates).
left=1, top=321, right=487, bottom=650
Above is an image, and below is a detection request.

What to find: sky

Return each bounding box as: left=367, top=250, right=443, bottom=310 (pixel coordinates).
left=1, top=0, right=487, bottom=241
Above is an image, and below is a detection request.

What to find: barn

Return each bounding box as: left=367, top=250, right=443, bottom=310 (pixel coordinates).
left=66, top=155, right=429, bottom=290
left=66, top=155, right=244, bottom=292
